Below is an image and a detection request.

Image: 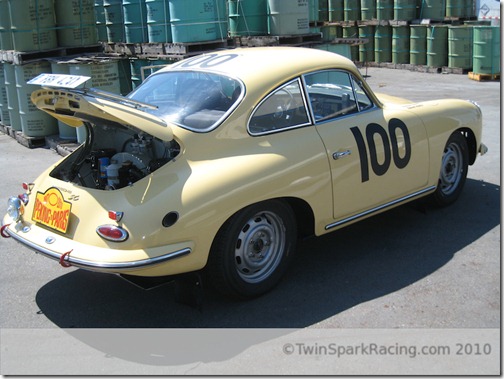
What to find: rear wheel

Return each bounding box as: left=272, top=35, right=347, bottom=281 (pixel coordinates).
left=206, top=200, right=296, bottom=299
left=431, top=132, right=469, bottom=206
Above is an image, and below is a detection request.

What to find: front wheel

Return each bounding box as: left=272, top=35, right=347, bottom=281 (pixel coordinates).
left=206, top=200, right=297, bottom=299
left=431, top=132, right=469, bottom=206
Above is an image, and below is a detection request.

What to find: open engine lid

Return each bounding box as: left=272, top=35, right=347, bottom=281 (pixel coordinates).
left=29, top=74, right=174, bottom=142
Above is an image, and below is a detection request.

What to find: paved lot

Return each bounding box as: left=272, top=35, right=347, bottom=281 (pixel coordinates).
left=0, top=67, right=500, bottom=373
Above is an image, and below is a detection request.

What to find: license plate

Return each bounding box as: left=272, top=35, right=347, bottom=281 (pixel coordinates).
left=32, top=188, right=72, bottom=233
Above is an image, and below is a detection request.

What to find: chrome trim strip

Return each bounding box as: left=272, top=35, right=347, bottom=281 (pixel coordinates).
left=4, top=227, right=191, bottom=272
left=325, top=186, right=436, bottom=230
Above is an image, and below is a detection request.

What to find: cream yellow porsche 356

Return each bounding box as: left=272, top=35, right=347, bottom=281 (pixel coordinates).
left=2, top=47, right=487, bottom=298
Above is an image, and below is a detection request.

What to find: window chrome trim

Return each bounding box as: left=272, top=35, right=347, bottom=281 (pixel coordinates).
left=247, top=78, right=312, bottom=136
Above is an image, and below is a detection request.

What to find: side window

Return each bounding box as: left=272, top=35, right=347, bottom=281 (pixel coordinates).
left=305, top=71, right=364, bottom=122
left=249, top=79, right=310, bottom=135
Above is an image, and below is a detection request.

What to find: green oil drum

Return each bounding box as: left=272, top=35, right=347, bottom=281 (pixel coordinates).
left=145, top=0, right=171, bottom=42
left=314, top=43, right=352, bottom=59
left=55, top=0, right=98, bottom=47
left=375, top=25, right=392, bottom=62
left=448, top=25, right=473, bottom=69
left=358, top=25, right=375, bottom=62
left=392, top=25, right=410, bottom=64
left=104, top=0, right=125, bottom=42
left=0, top=63, right=10, bottom=126
left=309, top=0, right=320, bottom=23
left=268, top=0, right=310, bottom=35
left=69, top=59, right=121, bottom=93
left=216, top=0, right=228, bottom=40
left=94, top=0, right=108, bottom=42
left=3, top=63, right=21, bottom=131
left=123, top=0, right=148, bottom=43
left=361, top=0, right=376, bottom=20
left=321, top=24, right=342, bottom=41
left=328, top=0, right=344, bottom=22
left=319, top=0, right=329, bottom=22
left=473, top=26, right=500, bottom=75
left=418, top=0, right=445, bottom=20
left=410, top=24, right=426, bottom=65
left=229, top=0, right=268, bottom=37
left=376, top=0, right=393, bottom=20
left=343, top=25, right=359, bottom=61
left=427, top=25, right=448, bottom=67
left=170, top=0, right=226, bottom=43
left=393, top=0, right=417, bottom=20
left=446, top=0, right=465, bottom=18
left=344, top=0, right=360, bottom=21
left=0, top=0, right=13, bottom=50
left=15, top=61, right=58, bottom=137
left=9, top=0, right=58, bottom=51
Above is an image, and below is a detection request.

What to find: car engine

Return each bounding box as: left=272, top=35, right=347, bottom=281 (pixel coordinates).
left=49, top=121, right=180, bottom=190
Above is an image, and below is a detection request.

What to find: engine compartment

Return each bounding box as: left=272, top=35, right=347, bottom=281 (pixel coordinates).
left=50, top=121, right=180, bottom=190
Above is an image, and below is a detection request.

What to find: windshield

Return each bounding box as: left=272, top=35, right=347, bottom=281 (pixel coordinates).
left=128, top=71, right=243, bottom=132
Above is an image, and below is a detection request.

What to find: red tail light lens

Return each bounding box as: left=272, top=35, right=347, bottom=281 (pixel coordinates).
left=96, top=225, right=129, bottom=242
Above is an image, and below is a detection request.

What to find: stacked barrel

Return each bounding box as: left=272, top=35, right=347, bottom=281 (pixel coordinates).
left=313, top=0, right=500, bottom=77
left=0, top=0, right=501, bottom=148
left=0, top=0, right=126, bottom=142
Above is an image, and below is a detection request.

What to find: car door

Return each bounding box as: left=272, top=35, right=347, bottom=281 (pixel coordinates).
left=303, top=70, right=430, bottom=228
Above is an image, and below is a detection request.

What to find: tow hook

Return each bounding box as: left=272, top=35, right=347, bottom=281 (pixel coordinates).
left=59, top=250, right=73, bottom=268
left=0, top=224, right=11, bottom=238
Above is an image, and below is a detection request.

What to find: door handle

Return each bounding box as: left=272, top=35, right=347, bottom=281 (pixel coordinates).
left=333, top=150, right=351, bottom=160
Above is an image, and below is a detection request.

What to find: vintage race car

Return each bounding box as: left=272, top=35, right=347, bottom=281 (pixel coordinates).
left=2, top=47, right=487, bottom=298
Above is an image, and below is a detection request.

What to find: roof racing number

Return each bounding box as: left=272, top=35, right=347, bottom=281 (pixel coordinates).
left=350, top=118, right=411, bottom=182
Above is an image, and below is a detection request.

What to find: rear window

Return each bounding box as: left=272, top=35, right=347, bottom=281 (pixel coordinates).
left=129, top=71, right=243, bottom=132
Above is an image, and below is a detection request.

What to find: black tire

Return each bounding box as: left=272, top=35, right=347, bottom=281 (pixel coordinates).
left=431, top=132, right=469, bottom=206
left=206, top=200, right=297, bottom=299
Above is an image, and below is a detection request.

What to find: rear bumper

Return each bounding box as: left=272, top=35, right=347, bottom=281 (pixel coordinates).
left=1, top=219, right=192, bottom=274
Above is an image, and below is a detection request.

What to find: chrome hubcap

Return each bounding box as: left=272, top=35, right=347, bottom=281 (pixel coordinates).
left=234, top=211, right=286, bottom=283
left=440, top=142, right=463, bottom=196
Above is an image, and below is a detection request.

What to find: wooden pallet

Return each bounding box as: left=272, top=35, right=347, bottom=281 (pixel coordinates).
left=15, top=131, right=47, bottom=149
left=102, top=39, right=232, bottom=60
left=0, top=44, right=103, bottom=65
left=0, top=123, right=49, bottom=148
left=468, top=71, right=501, bottom=82
left=234, top=33, right=322, bottom=47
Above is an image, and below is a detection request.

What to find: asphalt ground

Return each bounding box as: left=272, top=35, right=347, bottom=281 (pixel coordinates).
left=0, top=67, right=500, bottom=374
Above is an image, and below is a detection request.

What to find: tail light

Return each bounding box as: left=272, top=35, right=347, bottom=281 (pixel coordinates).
left=96, top=225, right=129, bottom=242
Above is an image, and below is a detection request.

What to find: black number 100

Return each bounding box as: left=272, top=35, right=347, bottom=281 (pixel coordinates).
left=350, top=118, right=412, bottom=183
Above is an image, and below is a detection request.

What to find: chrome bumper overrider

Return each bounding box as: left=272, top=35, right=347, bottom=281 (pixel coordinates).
left=2, top=222, right=191, bottom=272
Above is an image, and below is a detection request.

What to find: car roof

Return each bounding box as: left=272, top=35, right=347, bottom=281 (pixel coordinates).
left=160, top=46, right=361, bottom=85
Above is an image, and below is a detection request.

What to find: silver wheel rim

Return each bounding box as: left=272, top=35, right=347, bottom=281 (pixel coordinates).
left=439, top=142, right=463, bottom=196
left=234, top=211, right=286, bottom=284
